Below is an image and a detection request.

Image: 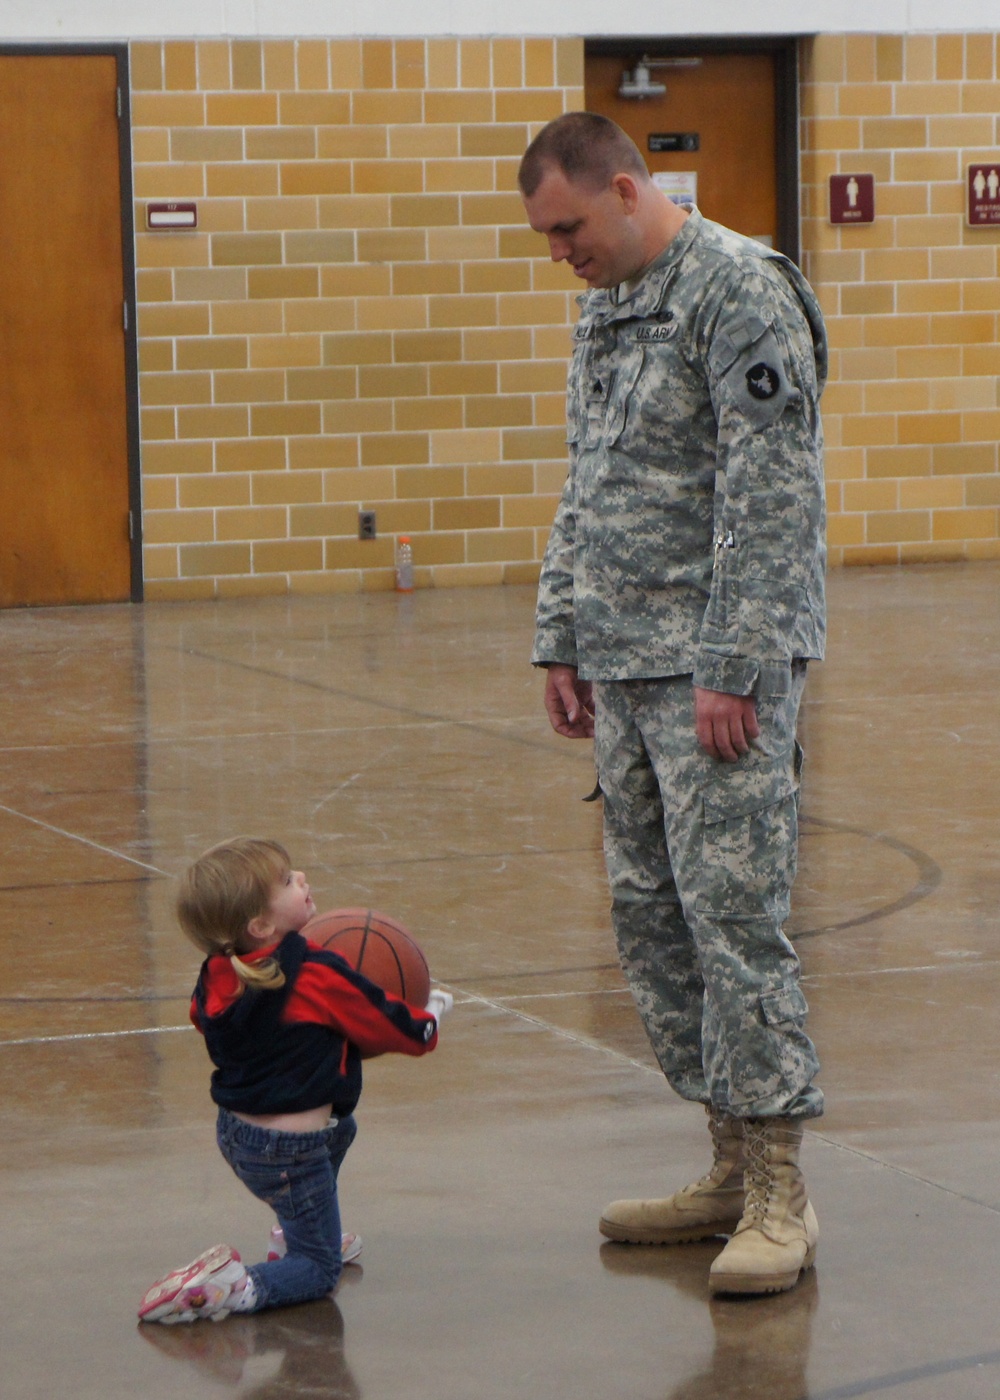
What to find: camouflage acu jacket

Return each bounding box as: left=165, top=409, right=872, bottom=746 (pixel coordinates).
left=532, top=209, right=828, bottom=697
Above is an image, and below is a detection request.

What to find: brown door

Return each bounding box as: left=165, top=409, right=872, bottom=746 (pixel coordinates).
left=585, top=47, right=785, bottom=253
left=0, top=52, right=133, bottom=606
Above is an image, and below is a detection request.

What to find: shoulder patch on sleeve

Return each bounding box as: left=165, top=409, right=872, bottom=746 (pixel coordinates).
left=714, top=322, right=792, bottom=431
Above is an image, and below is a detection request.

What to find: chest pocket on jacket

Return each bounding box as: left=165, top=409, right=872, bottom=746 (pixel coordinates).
left=587, top=352, right=643, bottom=450
left=607, top=317, right=706, bottom=461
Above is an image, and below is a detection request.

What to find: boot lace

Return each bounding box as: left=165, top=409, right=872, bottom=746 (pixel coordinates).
left=696, top=1110, right=739, bottom=1189
left=741, top=1120, right=776, bottom=1225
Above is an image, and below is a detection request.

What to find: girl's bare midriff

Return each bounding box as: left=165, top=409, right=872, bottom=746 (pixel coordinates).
left=232, top=1103, right=334, bottom=1133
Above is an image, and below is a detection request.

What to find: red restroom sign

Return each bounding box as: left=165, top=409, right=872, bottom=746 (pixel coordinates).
left=829, top=173, right=875, bottom=225
left=967, top=164, right=1000, bottom=226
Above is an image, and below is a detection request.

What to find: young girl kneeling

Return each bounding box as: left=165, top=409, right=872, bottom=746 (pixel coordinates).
left=138, top=837, right=451, bottom=1325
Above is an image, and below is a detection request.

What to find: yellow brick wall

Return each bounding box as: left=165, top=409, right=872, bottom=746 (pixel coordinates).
left=131, top=37, right=584, bottom=598
left=801, top=32, right=1000, bottom=564
left=132, top=33, right=1000, bottom=598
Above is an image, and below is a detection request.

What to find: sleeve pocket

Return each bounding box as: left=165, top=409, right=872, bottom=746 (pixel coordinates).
left=712, top=321, right=793, bottom=433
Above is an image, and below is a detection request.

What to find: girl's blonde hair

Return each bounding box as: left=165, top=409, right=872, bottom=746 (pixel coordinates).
left=177, top=837, right=291, bottom=991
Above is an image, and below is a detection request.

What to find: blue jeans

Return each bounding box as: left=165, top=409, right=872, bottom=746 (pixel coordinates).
left=216, top=1107, right=357, bottom=1312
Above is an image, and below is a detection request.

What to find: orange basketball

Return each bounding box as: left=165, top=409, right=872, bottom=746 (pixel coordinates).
left=303, top=907, right=431, bottom=1007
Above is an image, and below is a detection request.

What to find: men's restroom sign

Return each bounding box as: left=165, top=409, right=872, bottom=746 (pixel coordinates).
left=967, top=165, right=1000, bottom=226
left=829, top=173, right=875, bottom=225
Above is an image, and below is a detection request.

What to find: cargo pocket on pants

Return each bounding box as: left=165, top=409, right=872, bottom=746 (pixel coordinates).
left=696, top=769, right=798, bottom=919
left=760, top=981, right=809, bottom=1027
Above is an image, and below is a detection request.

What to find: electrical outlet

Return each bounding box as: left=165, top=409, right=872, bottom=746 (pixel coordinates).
left=358, top=510, right=377, bottom=540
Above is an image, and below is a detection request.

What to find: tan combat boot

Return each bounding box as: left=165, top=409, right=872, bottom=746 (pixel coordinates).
left=600, top=1108, right=747, bottom=1244
left=708, top=1116, right=818, bottom=1295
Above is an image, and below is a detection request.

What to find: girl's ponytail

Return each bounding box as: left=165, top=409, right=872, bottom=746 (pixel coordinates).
left=228, top=947, right=285, bottom=991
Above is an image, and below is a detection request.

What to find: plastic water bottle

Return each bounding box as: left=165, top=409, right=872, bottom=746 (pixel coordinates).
left=395, top=535, right=414, bottom=593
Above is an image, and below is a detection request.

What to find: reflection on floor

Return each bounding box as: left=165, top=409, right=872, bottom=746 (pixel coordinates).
left=1, top=561, right=998, bottom=1400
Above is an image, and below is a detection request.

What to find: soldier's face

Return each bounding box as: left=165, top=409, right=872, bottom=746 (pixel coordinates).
left=521, top=167, right=644, bottom=289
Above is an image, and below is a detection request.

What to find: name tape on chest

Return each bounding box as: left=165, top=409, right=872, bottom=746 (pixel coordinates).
left=574, top=313, right=678, bottom=344
left=635, top=323, right=678, bottom=343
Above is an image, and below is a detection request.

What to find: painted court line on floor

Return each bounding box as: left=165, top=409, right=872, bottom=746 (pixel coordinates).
left=0, top=801, right=168, bottom=876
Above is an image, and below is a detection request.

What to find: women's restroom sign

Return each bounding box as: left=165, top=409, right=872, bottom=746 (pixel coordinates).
left=967, top=165, right=1000, bottom=226
left=829, top=173, right=875, bottom=225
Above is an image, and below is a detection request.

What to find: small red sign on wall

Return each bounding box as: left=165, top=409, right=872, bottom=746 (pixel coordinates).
left=967, top=165, right=1000, bottom=226
left=829, top=173, right=875, bottom=225
left=147, top=202, right=198, bottom=230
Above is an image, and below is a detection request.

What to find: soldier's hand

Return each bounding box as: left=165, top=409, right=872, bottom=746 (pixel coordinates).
left=543, top=664, right=595, bottom=739
left=694, top=686, right=759, bottom=762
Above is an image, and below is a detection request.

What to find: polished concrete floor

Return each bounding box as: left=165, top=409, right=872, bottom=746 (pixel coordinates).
left=1, top=562, right=998, bottom=1400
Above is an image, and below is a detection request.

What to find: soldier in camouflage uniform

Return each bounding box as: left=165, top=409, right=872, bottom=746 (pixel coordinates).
left=519, top=113, right=826, bottom=1297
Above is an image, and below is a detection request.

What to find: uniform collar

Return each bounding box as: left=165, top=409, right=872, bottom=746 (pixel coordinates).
left=578, top=208, right=704, bottom=322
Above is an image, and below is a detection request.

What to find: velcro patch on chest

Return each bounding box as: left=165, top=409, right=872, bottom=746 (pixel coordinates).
left=587, top=372, right=613, bottom=404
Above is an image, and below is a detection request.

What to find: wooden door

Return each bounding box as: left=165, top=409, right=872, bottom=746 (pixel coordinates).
left=586, top=47, right=786, bottom=253
left=0, top=52, right=134, bottom=606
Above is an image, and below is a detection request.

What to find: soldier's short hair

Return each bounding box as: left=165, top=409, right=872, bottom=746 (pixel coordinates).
left=518, top=112, right=649, bottom=197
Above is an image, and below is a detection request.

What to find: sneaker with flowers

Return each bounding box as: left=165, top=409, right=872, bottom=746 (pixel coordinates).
left=139, top=1244, right=256, bottom=1325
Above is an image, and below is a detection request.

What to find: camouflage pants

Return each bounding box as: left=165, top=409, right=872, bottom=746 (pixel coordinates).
left=595, top=666, right=822, bottom=1120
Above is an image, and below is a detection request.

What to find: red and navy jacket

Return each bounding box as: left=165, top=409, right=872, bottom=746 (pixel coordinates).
left=190, top=930, right=437, bottom=1117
